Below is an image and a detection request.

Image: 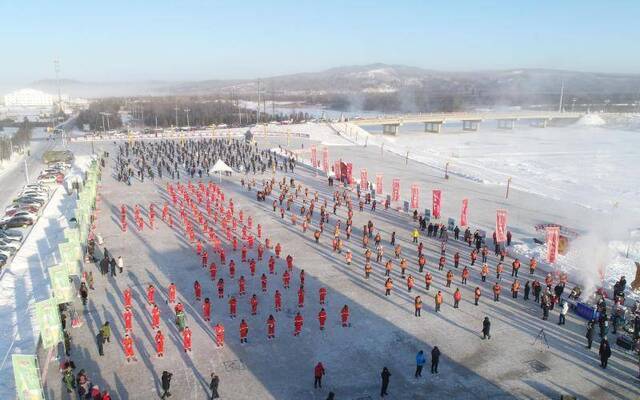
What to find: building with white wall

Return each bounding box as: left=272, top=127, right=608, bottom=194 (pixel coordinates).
left=3, top=88, right=68, bottom=107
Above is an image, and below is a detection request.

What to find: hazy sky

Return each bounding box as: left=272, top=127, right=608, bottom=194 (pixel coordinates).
left=1, top=0, right=638, bottom=84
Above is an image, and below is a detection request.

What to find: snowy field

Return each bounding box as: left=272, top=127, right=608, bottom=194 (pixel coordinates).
left=322, top=116, right=640, bottom=296
left=358, top=116, right=640, bottom=216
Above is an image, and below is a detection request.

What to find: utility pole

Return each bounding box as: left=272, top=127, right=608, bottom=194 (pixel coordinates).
left=184, top=108, right=191, bottom=130
left=558, top=80, right=564, bottom=113
left=24, top=158, right=29, bottom=184
left=174, top=104, right=179, bottom=130
left=506, top=177, right=512, bottom=199
left=53, top=59, right=62, bottom=115
left=257, top=80, right=261, bottom=124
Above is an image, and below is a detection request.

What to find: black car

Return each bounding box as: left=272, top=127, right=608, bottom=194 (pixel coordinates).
left=0, top=229, right=23, bottom=242
left=0, top=216, right=35, bottom=229
left=14, top=196, right=45, bottom=206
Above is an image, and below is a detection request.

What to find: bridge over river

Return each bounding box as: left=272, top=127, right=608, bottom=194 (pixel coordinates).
left=348, top=111, right=584, bottom=134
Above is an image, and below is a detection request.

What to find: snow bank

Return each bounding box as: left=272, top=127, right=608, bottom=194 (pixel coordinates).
left=0, top=155, right=91, bottom=396
left=342, top=122, right=640, bottom=216
left=575, top=114, right=606, bottom=126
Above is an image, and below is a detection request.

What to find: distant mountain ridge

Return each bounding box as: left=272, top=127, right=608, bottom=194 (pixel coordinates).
left=21, top=64, right=640, bottom=103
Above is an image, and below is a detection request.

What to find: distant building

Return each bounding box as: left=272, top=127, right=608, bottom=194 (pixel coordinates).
left=3, top=88, right=66, bottom=107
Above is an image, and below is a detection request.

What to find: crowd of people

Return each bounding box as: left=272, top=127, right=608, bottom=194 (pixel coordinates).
left=56, top=135, right=639, bottom=399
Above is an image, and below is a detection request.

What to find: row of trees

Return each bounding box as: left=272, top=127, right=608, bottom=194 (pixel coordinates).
left=0, top=118, right=32, bottom=162
left=76, top=99, right=123, bottom=131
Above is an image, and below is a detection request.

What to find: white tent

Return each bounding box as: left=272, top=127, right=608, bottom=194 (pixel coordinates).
left=209, top=159, right=234, bottom=182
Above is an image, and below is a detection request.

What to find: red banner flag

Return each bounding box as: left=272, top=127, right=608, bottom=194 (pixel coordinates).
left=496, top=210, right=508, bottom=242
left=546, top=226, right=560, bottom=263
left=310, top=145, right=317, bottom=167
left=360, top=169, right=368, bottom=189
left=432, top=190, right=442, bottom=219
left=411, top=184, right=420, bottom=209
left=392, top=179, right=400, bottom=201
left=375, top=174, right=383, bottom=195
left=460, top=198, right=469, bottom=226
left=322, top=147, right=329, bottom=173
left=347, top=163, right=353, bottom=184
left=334, top=161, right=341, bottom=179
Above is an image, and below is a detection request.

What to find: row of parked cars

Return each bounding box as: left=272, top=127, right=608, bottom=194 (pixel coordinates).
left=0, top=162, right=70, bottom=268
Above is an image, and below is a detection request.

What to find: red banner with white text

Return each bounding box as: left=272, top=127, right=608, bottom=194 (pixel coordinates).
left=392, top=179, right=400, bottom=201
left=496, top=210, right=508, bottom=243
left=310, top=146, right=317, bottom=167
left=360, top=169, right=368, bottom=189
left=546, top=226, right=560, bottom=263
left=411, top=184, right=420, bottom=209
left=432, top=189, right=442, bottom=219
left=460, top=198, right=469, bottom=226
left=334, top=161, right=341, bottom=179
left=375, top=174, right=383, bottom=195
left=347, top=163, right=353, bottom=184
left=322, top=147, right=329, bottom=173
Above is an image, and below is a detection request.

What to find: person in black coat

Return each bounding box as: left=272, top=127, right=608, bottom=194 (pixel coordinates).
left=586, top=320, right=595, bottom=349
left=599, top=339, right=612, bottom=368
left=482, top=317, right=491, bottom=339
left=96, top=332, right=104, bottom=356
left=523, top=281, right=530, bottom=301
left=431, top=347, right=441, bottom=373
left=209, top=372, right=219, bottom=399
left=161, top=371, right=172, bottom=399
left=380, top=367, right=391, bottom=397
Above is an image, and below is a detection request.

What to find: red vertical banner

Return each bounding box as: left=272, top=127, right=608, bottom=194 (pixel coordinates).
left=310, top=145, right=317, bottom=167
left=322, top=147, right=329, bottom=173
left=496, top=210, right=508, bottom=242
left=392, top=179, right=400, bottom=201
left=346, top=163, right=353, bottom=184
left=432, top=189, right=442, bottom=219
left=546, top=226, right=560, bottom=263
left=375, top=174, right=383, bottom=195
left=334, top=161, right=341, bottom=179
left=460, top=198, right=469, bottom=226
left=360, top=169, right=368, bottom=188
left=410, top=184, right=420, bottom=209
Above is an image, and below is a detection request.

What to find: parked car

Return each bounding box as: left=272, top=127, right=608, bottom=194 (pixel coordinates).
left=0, top=254, right=7, bottom=268
left=14, top=197, right=45, bottom=207
left=0, top=246, right=15, bottom=258
left=0, top=216, right=35, bottom=229
left=0, top=229, right=23, bottom=242
left=17, top=191, right=47, bottom=202
left=5, top=204, right=41, bottom=217
left=0, top=238, right=20, bottom=251
left=37, top=173, right=62, bottom=183
left=24, top=183, right=50, bottom=192
left=51, top=161, right=71, bottom=170
left=4, top=210, right=38, bottom=220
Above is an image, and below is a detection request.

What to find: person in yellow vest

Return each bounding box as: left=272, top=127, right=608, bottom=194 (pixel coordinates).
left=364, top=262, right=372, bottom=279
left=511, top=279, right=520, bottom=299
left=407, top=275, right=415, bottom=293
left=345, top=250, right=352, bottom=265
left=474, top=287, right=481, bottom=306
left=385, top=278, right=393, bottom=296
left=414, top=296, right=423, bottom=317
left=435, top=291, right=443, bottom=312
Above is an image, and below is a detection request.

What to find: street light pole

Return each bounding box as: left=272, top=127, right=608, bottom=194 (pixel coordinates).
left=24, top=158, right=29, bottom=184
left=184, top=109, right=191, bottom=130
left=506, top=177, right=512, bottom=199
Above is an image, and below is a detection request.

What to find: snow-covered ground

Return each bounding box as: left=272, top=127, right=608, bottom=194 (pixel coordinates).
left=300, top=116, right=640, bottom=296
left=354, top=117, right=640, bottom=215
left=0, top=155, right=93, bottom=395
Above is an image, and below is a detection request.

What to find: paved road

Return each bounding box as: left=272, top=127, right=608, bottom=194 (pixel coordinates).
left=0, top=128, right=59, bottom=212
